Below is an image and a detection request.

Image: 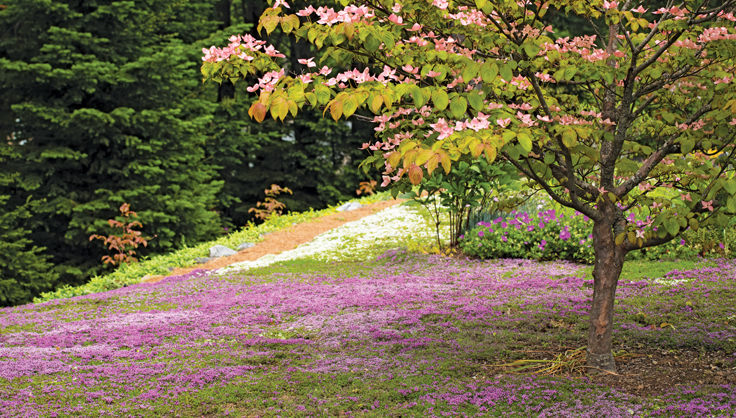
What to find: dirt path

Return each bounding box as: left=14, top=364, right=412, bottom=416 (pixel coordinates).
left=141, top=199, right=404, bottom=283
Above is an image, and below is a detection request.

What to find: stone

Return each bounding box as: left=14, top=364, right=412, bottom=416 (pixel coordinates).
left=194, top=257, right=217, bottom=264
left=336, top=202, right=363, bottom=212
left=209, top=245, right=237, bottom=257
left=237, top=242, right=256, bottom=250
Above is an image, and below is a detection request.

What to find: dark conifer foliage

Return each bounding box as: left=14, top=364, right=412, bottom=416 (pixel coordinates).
left=0, top=0, right=224, bottom=288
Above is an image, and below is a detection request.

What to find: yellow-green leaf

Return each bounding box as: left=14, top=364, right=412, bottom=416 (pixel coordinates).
left=432, top=89, right=449, bottom=111
left=450, top=96, right=467, bottom=119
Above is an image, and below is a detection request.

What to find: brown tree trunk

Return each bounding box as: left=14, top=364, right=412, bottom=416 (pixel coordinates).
left=587, top=219, right=626, bottom=373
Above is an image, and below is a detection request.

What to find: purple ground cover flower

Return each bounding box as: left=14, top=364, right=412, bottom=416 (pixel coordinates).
left=1, top=256, right=735, bottom=416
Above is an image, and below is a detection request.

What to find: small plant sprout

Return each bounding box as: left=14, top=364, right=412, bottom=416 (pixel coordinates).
left=89, top=203, right=153, bottom=267
left=249, top=184, right=293, bottom=221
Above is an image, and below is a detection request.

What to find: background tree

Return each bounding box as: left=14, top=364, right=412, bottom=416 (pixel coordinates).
left=200, top=0, right=380, bottom=227
left=0, top=146, right=58, bottom=306
left=203, top=0, right=736, bottom=372
left=0, top=0, right=224, bottom=287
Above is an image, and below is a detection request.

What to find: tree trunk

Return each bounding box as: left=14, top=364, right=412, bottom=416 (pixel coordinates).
left=587, top=219, right=626, bottom=373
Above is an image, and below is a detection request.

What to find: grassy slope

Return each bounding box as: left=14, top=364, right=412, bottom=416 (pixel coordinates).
left=34, top=193, right=392, bottom=304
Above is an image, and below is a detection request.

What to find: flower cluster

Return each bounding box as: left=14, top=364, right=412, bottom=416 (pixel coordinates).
left=460, top=208, right=596, bottom=264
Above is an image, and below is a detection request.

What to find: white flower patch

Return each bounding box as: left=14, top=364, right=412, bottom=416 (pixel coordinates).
left=219, top=204, right=439, bottom=273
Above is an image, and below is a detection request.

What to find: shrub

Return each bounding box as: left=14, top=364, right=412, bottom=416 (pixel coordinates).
left=248, top=184, right=293, bottom=221
left=89, top=203, right=153, bottom=267
left=459, top=207, right=596, bottom=264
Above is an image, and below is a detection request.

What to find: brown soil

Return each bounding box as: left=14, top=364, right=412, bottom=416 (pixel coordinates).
left=141, top=199, right=404, bottom=284
left=481, top=344, right=736, bottom=397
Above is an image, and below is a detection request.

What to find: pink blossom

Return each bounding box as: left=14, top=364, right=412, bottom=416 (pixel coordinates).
left=407, top=23, right=423, bottom=32
left=432, top=0, right=449, bottom=10
left=264, top=45, right=286, bottom=58
left=603, top=1, right=618, bottom=10
left=729, top=118, right=736, bottom=126
left=702, top=200, right=714, bottom=211
left=683, top=193, right=692, bottom=202
left=298, top=57, right=316, bottom=68
left=631, top=6, right=648, bottom=13
left=496, top=118, right=511, bottom=128
left=273, top=0, right=289, bottom=8
left=381, top=176, right=391, bottom=187
left=429, top=118, right=455, bottom=139
left=388, top=14, right=404, bottom=25
left=427, top=70, right=442, bottom=77
left=296, top=5, right=316, bottom=16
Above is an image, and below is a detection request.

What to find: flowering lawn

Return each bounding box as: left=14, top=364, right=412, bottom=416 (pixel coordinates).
left=2, top=246, right=736, bottom=416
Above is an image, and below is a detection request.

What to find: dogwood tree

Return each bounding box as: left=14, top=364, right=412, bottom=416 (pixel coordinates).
left=202, top=0, right=736, bottom=372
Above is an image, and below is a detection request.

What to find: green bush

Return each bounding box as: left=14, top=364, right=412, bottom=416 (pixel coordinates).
left=459, top=201, right=724, bottom=264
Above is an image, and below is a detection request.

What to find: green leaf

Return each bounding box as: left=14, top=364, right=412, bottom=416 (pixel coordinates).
left=467, top=91, right=484, bottom=111
left=463, top=63, right=481, bottom=84
left=680, top=139, right=695, bottom=154
left=409, top=85, right=424, bottom=108
left=563, top=66, right=577, bottom=80
left=544, top=153, right=555, bottom=164
left=343, top=96, right=358, bottom=118
left=615, top=232, right=626, bottom=246
left=314, top=85, right=331, bottom=105
left=728, top=196, right=736, bottom=213
left=724, top=179, right=736, bottom=195
left=562, top=129, right=577, bottom=148
left=432, top=89, right=449, bottom=111
left=517, top=132, right=532, bottom=153
left=365, top=33, right=380, bottom=52
left=480, top=62, right=499, bottom=83
left=450, top=96, right=468, bottom=119
left=499, top=64, right=513, bottom=82
left=664, top=218, right=679, bottom=237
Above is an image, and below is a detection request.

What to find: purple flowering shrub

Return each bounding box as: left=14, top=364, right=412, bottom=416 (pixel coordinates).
left=1, top=253, right=735, bottom=416
left=459, top=209, right=596, bottom=264
left=459, top=207, right=716, bottom=263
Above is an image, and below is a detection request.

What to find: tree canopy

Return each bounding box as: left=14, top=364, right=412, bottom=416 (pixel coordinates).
left=202, top=0, right=736, bottom=372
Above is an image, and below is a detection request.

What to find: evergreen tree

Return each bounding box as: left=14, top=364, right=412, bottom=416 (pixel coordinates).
left=0, top=146, right=58, bottom=306
left=0, top=0, right=224, bottom=287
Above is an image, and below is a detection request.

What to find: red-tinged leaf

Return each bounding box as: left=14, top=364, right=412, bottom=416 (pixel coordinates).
left=249, top=102, right=267, bottom=123
left=484, top=145, right=497, bottom=162
left=472, top=142, right=485, bottom=159
left=280, top=16, right=293, bottom=33
left=330, top=101, right=343, bottom=121
left=344, top=22, right=355, bottom=39
left=408, top=165, right=423, bottom=185
left=426, top=154, right=440, bottom=174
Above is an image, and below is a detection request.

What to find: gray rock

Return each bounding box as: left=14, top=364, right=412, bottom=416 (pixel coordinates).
left=194, top=257, right=217, bottom=264
left=168, top=266, right=175, bottom=272
left=237, top=242, right=256, bottom=250
left=209, top=245, right=237, bottom=257
left=336, top=202, right=363, bottom=212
